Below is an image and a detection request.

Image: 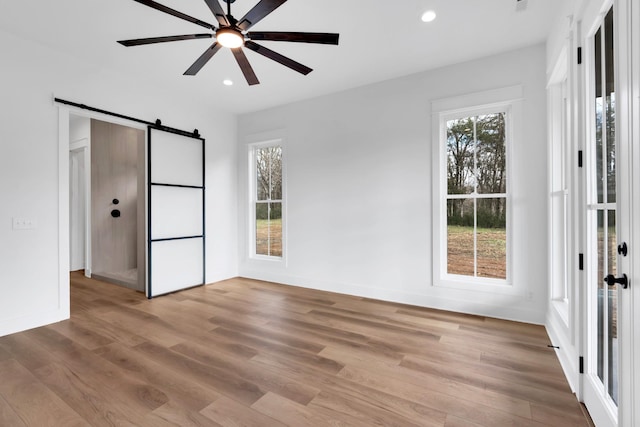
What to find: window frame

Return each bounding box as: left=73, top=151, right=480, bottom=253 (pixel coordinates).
left=248, top=138, right=286, bottom=261
left=547, top=45, right=572, bottom=325
left=432, top=86, right=522, bottom=294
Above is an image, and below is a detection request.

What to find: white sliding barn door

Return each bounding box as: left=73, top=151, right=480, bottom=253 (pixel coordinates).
left=147, top=126, right=205, bottom=298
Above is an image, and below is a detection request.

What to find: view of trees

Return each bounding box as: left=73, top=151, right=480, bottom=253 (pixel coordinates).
left=446, top=113, right=507, bottom=279
left=446, top=113, right=507, bottom=228
left=255, top=146, right=283, bottom=257
left=594, top=93, right=616, bottom=205
left=256, top=146, right=282, bottom=203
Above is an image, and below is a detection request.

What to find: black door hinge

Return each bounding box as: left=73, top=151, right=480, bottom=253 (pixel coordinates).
left=578, top=150, right=583, bottom=167
left=577, top=47, right=582, bottom=65
left=579, top=356, right=584, bottom=374
left=579, top=253, right=584, bottom=270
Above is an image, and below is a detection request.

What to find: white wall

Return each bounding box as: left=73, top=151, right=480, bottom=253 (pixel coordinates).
left=0, top=29, right=238, bottom=337
left=238, top=44, right=549, bottom=324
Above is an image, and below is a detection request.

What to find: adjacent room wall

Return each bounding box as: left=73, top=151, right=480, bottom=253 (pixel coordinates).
left=90, top=119, right=143, bottom=290
left=69, top=115, right=90, bottom=272
left=238, top=44, right=549, bottom=324
left=0, top=29, right=238, bottom=337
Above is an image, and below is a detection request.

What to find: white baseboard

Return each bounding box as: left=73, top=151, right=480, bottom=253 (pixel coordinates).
left=238, top=270, right=545, bottom=325
left=0, top=308, right=69, bottom=338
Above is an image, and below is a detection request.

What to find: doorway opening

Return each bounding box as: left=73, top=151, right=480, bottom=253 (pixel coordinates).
left=68, top=114, right=146, bottom=292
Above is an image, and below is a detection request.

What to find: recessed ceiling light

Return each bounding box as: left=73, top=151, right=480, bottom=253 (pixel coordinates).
left=421, top=10, right=437, bottom=23
left=223, top=79, right=233, bottom=86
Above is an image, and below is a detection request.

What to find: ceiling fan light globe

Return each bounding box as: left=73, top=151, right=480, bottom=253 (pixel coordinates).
left=216, top=28, right=244, bottom=48
left=421, top=10, right=437, bottom=22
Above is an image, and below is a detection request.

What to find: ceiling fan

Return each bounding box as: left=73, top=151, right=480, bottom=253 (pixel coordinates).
left=118, top=0, right=340, bottom=85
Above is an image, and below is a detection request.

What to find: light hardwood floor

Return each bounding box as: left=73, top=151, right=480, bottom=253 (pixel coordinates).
left=0, top=272, right=593, bottom=426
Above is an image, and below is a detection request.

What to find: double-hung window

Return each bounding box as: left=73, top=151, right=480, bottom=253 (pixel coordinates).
left=445, top=112, right=508, bottom=280
left=250, top=141, right=284, bottom=258
left=433, top=86, right=520, bottom=290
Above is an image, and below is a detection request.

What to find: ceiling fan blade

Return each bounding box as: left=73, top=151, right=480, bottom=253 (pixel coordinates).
left=237, top=0, right=288, bottom=31
left=184, top=42, right=223, bottom=75
left=245, top=41, right=312, bottom=75
left=118, top=33, right=212, bottom=47
left=231, top=48, right=260, bottom=85
left=247, top=31, right=339, bottom=45
left=132, top=0, right=213, bottom=29
left=203, top=0, right=229, bottom=27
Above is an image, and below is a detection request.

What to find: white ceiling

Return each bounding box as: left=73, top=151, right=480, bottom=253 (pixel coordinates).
left=0, top=0, right=568, bottom=114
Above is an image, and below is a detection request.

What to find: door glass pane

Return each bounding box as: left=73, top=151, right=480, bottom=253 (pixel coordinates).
left=476, top=113, right=507, bottom=194
left=607, top=211, right=618, bottom=404
left=151, top=186, right=203, bottom=239
left=588, top=6, right=618, bottom=417
left=150, top=130, right=203, bottom=186
left=594, top=28, right=604, bottom=204
left=476, top=198, right=506, bottom=279
left=447, top=198, right=474, bottom=276
left=151, top=238, right=203, bottom=296
left=605, top=9, right=616, bottom=204
left=597, top=209, right=605, bottom=382
left=447, top=118, right=476, bottom=194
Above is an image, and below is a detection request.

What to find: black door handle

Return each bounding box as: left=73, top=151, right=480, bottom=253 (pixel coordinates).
left=604, top=274, right=629, bottom=289
left=617, top=242, right=628, bottom=256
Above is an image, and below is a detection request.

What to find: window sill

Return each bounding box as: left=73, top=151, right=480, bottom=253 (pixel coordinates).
left=248, top=254, right=287, bottom=268
left=435, top=274, right=518, bottom=295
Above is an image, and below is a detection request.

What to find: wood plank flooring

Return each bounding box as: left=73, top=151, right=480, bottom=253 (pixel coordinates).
left=0, top=272, right=593, bottom=426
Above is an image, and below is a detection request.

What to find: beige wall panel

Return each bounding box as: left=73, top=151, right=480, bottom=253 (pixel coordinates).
left=91, top=119, right=144, bottom=290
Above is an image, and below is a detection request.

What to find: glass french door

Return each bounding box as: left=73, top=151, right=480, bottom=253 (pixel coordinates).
left=583, top=5, right=626, bottom=426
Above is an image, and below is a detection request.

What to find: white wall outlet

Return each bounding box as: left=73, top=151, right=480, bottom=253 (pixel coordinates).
left=12, top=217, right=37, bottom=230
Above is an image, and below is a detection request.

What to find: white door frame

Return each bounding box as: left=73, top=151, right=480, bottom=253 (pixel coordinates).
left=69, top=138, right=90, bottom=275
left=613, top=1, right=635, bottom=425
left=627, top=0, right=640, bottom=422
left=58, top=105, right=149, bottom=296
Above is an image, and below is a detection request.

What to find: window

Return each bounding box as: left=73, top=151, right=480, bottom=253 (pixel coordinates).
left=445, top=112, right=508, bottom=280
left=548, top=46, right=571, bottom=309
left=432, top=85, right=521, bottom=291
left=251, top=142, right=283, bottom=258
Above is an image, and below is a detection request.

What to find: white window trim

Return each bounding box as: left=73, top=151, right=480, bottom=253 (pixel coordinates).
left=248, top=138, right=286, bottom=263
left=431, top=85, right=523, bottom=295
left=547, top=45, right=571, bottom=326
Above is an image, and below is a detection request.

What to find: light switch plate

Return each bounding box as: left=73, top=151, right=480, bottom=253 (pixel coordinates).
left=12, top=217, right=37, bottom=230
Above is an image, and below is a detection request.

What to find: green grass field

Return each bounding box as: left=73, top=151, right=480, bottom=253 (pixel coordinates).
left=254, top=221, right=506, bottom=277
left=256, top=218, right=282, bottom=256
left=447, top=225, right=506, bottom=279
